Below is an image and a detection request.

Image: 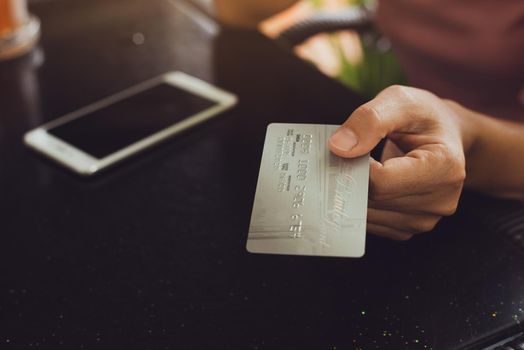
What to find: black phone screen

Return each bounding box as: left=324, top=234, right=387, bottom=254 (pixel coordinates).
left=48, top=83, right=217, bottom=159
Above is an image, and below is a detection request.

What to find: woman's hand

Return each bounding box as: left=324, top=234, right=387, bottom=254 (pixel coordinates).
left=329, top=85, right=473, bottom=240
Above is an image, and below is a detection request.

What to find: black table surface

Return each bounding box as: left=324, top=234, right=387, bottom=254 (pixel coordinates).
left=1, top=0, right=523, bottom=349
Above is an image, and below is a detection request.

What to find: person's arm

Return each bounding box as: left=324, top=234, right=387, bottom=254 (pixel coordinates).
left=454, top=103, right=524, bottom=200
left=328, top=85, right=524, bottom=240
left=215, top=0, right=298, bottom=28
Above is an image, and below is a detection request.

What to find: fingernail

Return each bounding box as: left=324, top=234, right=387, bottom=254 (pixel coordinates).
left=330, top=127, right=358, bottom=151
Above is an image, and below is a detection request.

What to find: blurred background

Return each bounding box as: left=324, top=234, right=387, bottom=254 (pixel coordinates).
left=259, top=0, right=405, bottom=98
left=1, top=0, right=404, bottom=99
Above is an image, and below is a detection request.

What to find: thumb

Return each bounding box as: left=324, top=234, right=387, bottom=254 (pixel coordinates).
left=328, top=105, right=384, bottom=158
left=328, top=85, right=429, bottom=158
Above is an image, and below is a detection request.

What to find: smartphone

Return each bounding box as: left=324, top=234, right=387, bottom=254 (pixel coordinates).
left=24, top=71, right=237, bottom=176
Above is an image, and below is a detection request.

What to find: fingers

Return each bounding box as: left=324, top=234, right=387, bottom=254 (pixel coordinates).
left=368, top=190, right=461, bottom=217
left=368, top=198, right=456, bottom=217
left=370, top=151, right=436, bottom=197
left=369, top=146, right=466, bottom=201
left=329, top=85, right=436, bottom=158
left=367, top=207, right=441, bottom=241
left=366, top=223, right=414, bottom=241
left=367, top=208, right=440, bottom=234
left=380, top=139, right=404, bottom=162
left=365, top=158, right=462, bottom=241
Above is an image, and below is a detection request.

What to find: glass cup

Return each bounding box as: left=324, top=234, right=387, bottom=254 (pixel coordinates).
left=0, top=0, right=40, bottom=61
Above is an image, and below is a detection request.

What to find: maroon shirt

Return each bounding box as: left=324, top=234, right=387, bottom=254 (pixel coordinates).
left=376, top=0, right=524, bottom=120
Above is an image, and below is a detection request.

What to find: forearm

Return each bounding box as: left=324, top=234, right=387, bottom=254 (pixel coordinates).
left=215, top=0, right=298, bottom=28
left=459, top=105, right=524, bottom=200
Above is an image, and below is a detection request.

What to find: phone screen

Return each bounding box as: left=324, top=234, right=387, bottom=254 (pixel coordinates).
left=48, top=83, right=217, bottom=158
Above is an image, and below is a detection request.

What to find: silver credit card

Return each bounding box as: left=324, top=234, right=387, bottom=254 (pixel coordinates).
left=247, top=123, right=369, bottom=257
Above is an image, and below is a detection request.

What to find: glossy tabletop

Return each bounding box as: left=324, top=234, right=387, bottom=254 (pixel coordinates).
left=1, top=0, right=523, bottom=349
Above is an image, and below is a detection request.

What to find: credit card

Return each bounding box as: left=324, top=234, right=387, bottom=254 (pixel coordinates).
left=247, top=123, right=369, bottom=257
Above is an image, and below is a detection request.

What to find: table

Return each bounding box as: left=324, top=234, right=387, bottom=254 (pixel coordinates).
left=1, top=0, right=523, bottom=348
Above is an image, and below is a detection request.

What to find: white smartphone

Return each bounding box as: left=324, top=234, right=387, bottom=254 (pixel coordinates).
left=24, top=71, right=237, bottom=176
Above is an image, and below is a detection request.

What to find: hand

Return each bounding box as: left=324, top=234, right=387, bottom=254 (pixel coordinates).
left=328, top=85, right=470, bottom=240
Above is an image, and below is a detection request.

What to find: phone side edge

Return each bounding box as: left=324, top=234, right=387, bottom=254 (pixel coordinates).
left=163, top=71, right=238, bottom=106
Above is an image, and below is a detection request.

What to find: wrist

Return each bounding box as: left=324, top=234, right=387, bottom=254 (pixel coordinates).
left=443, top=99, right=484, bottom=159
left=443, top=100, right=500, bottom=192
